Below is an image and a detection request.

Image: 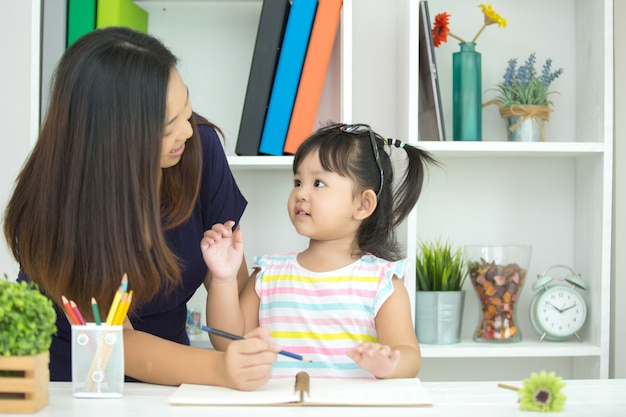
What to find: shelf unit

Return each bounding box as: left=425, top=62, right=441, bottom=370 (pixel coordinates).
left=37, top=0, right=612, bottom=381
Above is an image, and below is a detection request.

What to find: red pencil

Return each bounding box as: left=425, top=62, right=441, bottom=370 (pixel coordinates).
left=61, top=295, right=80, bottom=325
left=70, top=300, right=86, bottom=325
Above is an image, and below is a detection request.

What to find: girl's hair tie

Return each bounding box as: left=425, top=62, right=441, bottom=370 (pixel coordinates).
left=387, top=138, right=405, bottom=148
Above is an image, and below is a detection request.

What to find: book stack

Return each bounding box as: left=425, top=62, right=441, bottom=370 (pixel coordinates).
left=236, top=0, right=343, bottom=156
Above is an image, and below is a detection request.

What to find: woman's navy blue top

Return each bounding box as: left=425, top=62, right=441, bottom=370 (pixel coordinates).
left=18, top=124, right=247, bottom=381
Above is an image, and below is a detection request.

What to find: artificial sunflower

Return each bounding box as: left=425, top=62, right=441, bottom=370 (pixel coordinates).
left=518, top=371, right=567, bottom=412
left=432, top=3, right=506, bottom=47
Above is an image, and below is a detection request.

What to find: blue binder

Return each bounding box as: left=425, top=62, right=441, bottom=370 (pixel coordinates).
left=258, top=0, right=318, bottom=155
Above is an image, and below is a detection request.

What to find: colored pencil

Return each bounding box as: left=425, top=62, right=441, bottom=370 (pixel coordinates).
left=115, top=290, right=133, bottom=325
left=201, top=325, right=311, bottom=362
left=61, top=295, right=80, bottom=325
left=91, top=297, right=102, bottom=325
left=111, top=292, right=128, bottom=325
left=70, top=300, right=86, bottom=325
left=105, top=286, right=123, bottom=325
left=120, top=273, right=128, bottom=293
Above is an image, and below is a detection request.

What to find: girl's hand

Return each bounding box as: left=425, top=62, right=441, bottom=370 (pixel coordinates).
left=200, top=221, right=243, bottom=282
left=221, top=327, right=281, bottom=391
left=345, top=342, right=401, bottom=379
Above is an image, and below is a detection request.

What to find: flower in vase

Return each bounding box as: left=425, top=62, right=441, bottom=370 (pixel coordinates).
left=491, top=53, right=564, bottom=107
left=518, top=370, right=567, bottom=412
left=432, top=3, right=506, bottom=47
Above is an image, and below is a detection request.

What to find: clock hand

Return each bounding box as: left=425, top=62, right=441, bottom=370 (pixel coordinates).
left=548, top=303, right=563, bottom=313
left=561, top=302, right=577, bottom=312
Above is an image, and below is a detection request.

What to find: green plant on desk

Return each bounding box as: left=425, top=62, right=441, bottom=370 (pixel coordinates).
left=0, top=274, right=57, bottom=357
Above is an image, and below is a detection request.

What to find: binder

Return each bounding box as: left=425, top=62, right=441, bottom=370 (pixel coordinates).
left=67, top=0, right=97, bottom=47
left=258, top=0, right=318, bottom=155
left=235, top=0, right=292, bottom=156
left=96, top=0, right=149, bottom=33
left=283, top=0, right=342, bottom=155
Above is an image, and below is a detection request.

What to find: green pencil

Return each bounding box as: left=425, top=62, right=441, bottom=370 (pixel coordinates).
left=91, top=297, right=102, bottom=325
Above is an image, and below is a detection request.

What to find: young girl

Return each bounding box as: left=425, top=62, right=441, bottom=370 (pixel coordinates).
left=202, top=123, right=436, bottom=379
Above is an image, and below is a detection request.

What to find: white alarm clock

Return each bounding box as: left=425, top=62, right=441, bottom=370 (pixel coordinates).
left=529, top=265, right=587, bottom=342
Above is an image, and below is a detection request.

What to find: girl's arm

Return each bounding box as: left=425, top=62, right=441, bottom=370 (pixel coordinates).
left=374, top=277, right=422, bottom=378
left=123, top=323, right=279, bottom=390
left=347, top=277, right=422, bottom=378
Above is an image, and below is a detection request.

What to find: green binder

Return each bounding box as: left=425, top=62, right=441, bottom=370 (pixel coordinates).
left=67, top=0, right=97, bottom=47
left=96, top=0, right=149, bottom=33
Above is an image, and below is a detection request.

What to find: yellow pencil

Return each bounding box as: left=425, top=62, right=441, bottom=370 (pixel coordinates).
left=111, top=292, right=128, bottom=326
left=105, top=286, right=123, bottom=325
left=113, top=290, right=133, bottom=326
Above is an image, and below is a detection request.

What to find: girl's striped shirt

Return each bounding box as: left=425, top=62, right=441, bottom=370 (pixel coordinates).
left=253, top=252, right=406, bottom=379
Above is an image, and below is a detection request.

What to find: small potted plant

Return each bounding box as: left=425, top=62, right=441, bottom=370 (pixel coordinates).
left=0, top=274, right=57, bottom=413
left=485, top=53, right=564, bottom=142
left=414, top=240, right=468, bottom=344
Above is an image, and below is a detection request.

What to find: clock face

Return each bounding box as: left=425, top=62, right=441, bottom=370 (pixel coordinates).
left=533, top=286, right=587, bottom=339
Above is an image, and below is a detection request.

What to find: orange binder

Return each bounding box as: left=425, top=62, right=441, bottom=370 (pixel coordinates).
left=282, top=0, right=342, bottom=155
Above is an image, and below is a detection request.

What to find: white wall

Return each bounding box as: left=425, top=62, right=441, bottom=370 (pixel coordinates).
left=0, top=0, right=40, bottom=280
left=611, top=0, right=625, bottom=378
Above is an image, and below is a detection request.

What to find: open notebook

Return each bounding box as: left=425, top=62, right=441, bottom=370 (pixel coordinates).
left=169, top=372, right=433, bottom=407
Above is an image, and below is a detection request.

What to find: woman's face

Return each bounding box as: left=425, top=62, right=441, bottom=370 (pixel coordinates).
left=160, top=68, right=193, bottom=169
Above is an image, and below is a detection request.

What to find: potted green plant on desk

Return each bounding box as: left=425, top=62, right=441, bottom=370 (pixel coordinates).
left=415, top=240, right=468, bottom=344
left=0, top=274, right=57, bottom=413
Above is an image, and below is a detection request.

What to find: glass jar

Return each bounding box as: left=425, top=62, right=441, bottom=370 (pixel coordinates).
left=465, top=245, right=532, bottom=342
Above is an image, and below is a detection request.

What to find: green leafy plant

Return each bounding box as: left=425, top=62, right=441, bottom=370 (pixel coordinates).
left=0, top=274, right=57, bottom=356
left=415, top=240, right=467, bottom=291
left=490, top=53, right=564, bottom=107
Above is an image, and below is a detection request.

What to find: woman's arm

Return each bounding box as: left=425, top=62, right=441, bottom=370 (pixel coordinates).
left=123, top=325, right=279, bottom=390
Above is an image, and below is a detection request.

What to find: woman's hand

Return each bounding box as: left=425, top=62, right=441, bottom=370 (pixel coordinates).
left=201, top=220, right=244, bottom=282
left=345, top=342, right=401, bottom=379
left=220, top=327, right=281, bottom=391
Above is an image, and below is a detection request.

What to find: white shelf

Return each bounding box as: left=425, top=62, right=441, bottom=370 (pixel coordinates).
left=420, top=340, right=601, bottom=359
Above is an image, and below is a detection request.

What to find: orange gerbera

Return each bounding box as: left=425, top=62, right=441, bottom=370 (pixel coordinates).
left=432, top=12, right=451, bottom=47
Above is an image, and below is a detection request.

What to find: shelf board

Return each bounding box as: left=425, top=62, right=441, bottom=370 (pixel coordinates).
left=414, top=141, right=605, bottom=157
left=420, top=340, right=601, bottom=358
left=226, top=142, right=605, bottom=169
left=227, top=155, right=294, bottom=169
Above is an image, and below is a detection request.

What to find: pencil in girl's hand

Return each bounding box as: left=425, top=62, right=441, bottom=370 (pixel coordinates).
left=61, top=295, right=80, bottom=325
left=200, top=325, right=311, bottom=362
left=70, top=300, right=86, bottom=325
left=91, top=297, right=102, bottom=325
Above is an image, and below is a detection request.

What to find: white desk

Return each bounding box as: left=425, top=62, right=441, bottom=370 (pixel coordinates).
left=5, top=379, right=625, bottom=417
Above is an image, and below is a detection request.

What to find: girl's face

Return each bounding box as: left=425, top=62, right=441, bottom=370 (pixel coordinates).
left=160, top=69, right=193, bottom=169
left=288, top=151, right=362, bottom=241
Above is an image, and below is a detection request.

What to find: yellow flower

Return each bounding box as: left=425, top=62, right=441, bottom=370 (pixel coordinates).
left=472, top=4, right=507, bottom=42
left=479, top=4, right=507, bottom=28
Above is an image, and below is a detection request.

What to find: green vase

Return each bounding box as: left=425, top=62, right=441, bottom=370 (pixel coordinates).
left=452, top=42, right=482, bottom=141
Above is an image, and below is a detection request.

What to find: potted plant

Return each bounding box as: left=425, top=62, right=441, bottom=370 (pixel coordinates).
left=485, top=53, right=564, bottom=142
left=414, top=240, right=468, bottom=344
left=0, top=274, right=57, bottom=413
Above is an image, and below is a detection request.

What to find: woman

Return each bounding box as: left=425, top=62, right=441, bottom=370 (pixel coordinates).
left=3, top=26, right=279, bottom=389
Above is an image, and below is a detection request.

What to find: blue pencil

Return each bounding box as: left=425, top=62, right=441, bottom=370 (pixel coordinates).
left=201, top=325, right=311, bottom=362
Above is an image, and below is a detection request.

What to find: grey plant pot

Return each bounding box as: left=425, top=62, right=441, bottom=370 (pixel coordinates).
left=414, top=290, right=466, bottom=344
